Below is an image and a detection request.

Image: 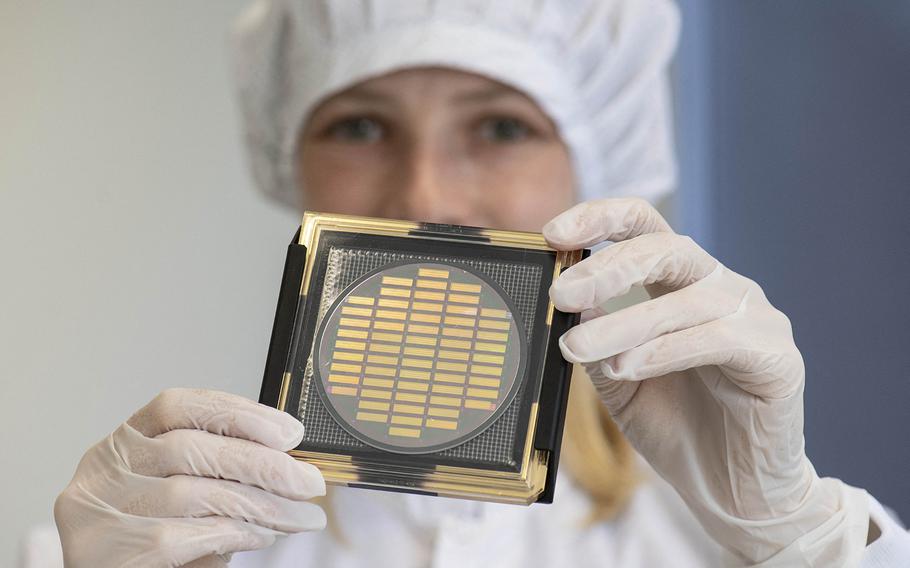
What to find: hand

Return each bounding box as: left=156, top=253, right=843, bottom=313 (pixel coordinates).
left=544, top=198, right=869, bottom=566
left=54, top=388, right=326, bottom=568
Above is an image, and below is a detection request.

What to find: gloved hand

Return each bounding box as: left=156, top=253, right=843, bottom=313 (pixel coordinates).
left=544, top=198, right=870, bottom=566
left=54, top=388, right=326, bottom=568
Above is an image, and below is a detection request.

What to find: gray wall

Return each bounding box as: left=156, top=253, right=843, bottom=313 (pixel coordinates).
left=0, top=2, right=284, bottom=565
left=676, top=1, right=910, bottom=518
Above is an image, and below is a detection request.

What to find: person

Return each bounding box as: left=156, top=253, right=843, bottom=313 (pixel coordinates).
left=50, top=1, right=910, bottom=567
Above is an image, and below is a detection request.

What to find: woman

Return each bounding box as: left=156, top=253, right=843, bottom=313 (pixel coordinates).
left=53, top=1, right=909, bottom=566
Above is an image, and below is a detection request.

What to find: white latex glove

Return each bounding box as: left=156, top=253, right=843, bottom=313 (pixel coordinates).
left=544, top=198, right=870, bottom=566
left=54, top=388, right=326, bottom=568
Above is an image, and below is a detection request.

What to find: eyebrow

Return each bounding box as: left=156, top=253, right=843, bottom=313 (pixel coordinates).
left=323, top=87, right=399, bottom=107
left=450, top=85, right=528, bottom=105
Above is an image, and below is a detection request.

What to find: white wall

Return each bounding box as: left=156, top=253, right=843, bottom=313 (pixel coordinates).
left=0, top=2, right=300, bottom=564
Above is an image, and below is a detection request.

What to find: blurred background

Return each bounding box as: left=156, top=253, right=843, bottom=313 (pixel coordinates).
left=1, top=1, right=907, bottom=564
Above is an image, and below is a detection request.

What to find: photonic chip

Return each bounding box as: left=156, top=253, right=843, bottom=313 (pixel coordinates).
left=315, top=262, right=525, bottom=453
left=260, top=212, right=587, bottom=505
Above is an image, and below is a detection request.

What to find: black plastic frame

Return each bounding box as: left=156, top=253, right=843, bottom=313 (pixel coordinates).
left=260, top=224, right=586, bottom=504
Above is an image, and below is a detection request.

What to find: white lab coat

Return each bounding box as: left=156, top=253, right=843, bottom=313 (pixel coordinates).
left=230, top=459, right=910, bottom=568
left=19, top=459, right=909, bottom=567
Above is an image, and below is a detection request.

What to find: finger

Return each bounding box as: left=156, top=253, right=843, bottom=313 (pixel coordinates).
left=114, top=425, right=326, bottom=501
left=138, top=517, right=283, bottom=568
left=595, top=316, right=802, bottom=399
left=180, top=555, right=228, bottom=568
left=559, top=264, right=744, bottom=363
left=127, top=388, right=305, bottom=451
left=579, top=304, right=609, bottom=323
left=576, top=363, right=640, bottom=418
left=550, top=232, right=717, bottom=312
left=543, top=197, right=673, bottom=250
left=118, top=475, right=326, bottom=533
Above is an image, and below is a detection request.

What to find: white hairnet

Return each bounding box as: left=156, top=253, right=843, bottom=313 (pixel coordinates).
left=230, top=0, right=679, bottom=209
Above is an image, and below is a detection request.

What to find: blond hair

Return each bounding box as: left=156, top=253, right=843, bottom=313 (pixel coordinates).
left=561, top=366, right=639, bottom=523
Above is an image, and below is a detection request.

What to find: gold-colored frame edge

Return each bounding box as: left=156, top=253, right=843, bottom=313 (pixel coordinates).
left=288, top=448, right=548, bottom=505
left=299, top=210, right=555, bottom=249
left=289, top=450, right=543, bottom=489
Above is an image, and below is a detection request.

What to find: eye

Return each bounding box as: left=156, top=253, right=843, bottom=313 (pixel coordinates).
left=325, top=117, right=385, bottom=143
left=477, top=117, right=534, bottom=143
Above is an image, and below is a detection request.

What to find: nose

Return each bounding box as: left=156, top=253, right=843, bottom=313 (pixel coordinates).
left=382, top=139, right=477, bottom=226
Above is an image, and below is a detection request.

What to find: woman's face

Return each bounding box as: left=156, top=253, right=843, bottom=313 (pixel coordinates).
left=297, top=68, right=575, bottom=232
